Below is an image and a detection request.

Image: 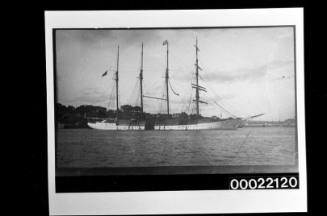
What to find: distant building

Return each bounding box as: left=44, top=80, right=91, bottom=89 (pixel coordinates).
left=284, top=118, right=296, bottom=123
left=283, top=118, right=296, bottom=127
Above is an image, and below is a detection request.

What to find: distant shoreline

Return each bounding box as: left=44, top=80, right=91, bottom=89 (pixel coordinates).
left=56, top=103, right=295, bottom=129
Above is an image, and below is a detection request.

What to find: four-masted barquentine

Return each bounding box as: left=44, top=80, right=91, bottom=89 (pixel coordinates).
left=88, top=39, right=243, bottom=130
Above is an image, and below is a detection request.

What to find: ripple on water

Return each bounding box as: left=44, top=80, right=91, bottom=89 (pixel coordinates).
left=57, top=127, right=297, bottom=168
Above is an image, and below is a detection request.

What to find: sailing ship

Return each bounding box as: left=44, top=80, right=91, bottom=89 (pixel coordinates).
left=88, top=39, right=244, bottom=130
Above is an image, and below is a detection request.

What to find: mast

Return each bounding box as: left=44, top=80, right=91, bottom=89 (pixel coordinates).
left=142, top=41, right=171, bottom=110
left=195, top=38, right=200, bottom=117
left=164, top=40, right=170, bottom=115
left=115, top=45, right=119, bottom=124
left=139, top=43, right=144, bottom=113
left=192, top=38, right=207, bottom=119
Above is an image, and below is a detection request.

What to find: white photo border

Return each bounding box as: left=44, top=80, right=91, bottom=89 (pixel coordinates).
left=45, top=8, right=306, bottom=215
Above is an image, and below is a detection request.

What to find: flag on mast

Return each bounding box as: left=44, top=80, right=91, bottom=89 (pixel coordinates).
left=163, top=40, right=168, bottom=45
left=101, top=70, right=108, bottom=77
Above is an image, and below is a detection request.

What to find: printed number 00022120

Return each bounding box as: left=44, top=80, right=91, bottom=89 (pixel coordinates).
left=229, top=177, right=298, bottom=190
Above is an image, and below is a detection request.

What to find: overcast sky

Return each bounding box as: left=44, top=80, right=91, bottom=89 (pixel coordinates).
left=55, top=27, right=295, bottom=121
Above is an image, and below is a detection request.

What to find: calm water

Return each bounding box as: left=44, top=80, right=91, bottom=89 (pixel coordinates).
left=56, top=127, right=297, bottom=168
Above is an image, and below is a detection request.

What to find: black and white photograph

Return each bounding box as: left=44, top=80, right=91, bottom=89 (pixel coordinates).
left=55, top=27, right=298, bottom=173
left=46, top=9, right=306, bottom=215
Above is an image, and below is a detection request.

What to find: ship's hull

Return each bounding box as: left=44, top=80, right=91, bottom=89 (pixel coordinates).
left=88, top=119, right=241, bottom=130
left=87, top=122, right=145, bottom=130
left=154, top=119, right=241, bottom=130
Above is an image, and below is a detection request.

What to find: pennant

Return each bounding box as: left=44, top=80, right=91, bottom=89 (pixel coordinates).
left=102, top=70, right=108, bottom=77
left=163, top=40, right=168, bottom=45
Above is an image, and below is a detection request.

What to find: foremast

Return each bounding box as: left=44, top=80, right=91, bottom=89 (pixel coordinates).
left=192, top=38, right=207, bottom=119
left=163, top=40, right=170, bottom=115
left=115, top=45, right=120, bottom=125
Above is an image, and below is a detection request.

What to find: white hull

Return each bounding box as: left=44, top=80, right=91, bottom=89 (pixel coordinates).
left=154, top=119, right=241, bottom=130
left=88, top=119, right=241, bottom=130
left=87, top=122, right=145, bottom=130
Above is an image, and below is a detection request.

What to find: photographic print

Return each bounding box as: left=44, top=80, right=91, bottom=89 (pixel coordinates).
left=55, top=27, right=298, bottom=174
left=46, top=9, right=306, bottom=215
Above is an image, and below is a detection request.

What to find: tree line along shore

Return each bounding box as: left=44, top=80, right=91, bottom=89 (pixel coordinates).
left=55, top=103, right=228, bottom=129
left=56, top=103, right=295, bottom=129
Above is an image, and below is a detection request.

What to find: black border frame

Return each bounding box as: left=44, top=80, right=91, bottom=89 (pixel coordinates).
left=20, top=0, right=325, bottom=214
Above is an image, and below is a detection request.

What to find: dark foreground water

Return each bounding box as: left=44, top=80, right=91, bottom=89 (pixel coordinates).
left=56, top=127, right=297, bottom=170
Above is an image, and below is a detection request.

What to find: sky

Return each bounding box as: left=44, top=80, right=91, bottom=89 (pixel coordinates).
left=55, top=27, right=296, bottom=121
